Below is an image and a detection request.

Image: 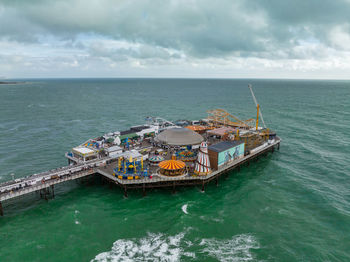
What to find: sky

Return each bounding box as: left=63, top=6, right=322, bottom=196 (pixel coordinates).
left=1, top=0, right=350, bottom=79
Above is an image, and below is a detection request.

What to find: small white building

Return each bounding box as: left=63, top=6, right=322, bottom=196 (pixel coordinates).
left=136, top=126, right=158, bottom=138
left=72, top=147, right=97, bottom=162
left=106, top=145, right=123, bottom=157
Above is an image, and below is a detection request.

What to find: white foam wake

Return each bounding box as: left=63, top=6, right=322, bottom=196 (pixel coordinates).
left=91, top=232, right=195, bottom=262
left=200, top=234, right=259, bottom=262
left=74, top=210, right=80, bottom=225
left=91, top=232, right=259, bottom=262
left=181, top=204, right=188, bottom=214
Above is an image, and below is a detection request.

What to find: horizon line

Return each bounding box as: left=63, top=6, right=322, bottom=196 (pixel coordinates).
left=3, top=76, right=350, bottom=81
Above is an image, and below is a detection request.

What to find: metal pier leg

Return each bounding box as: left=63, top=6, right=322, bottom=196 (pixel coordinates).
left=172, top=182, right=176, bottom=194
left=142, top=184, right=146, bottom=197
left=51, top=185, right=55, bottom=199
left=216, top=176, right=219, bottom=186
left=124, top=186, right=128, bottom=198
left=271, top=146, right=274, bottom=153
left=278, top=143, right=280, bottom=150
left=201, top=181, right=205, bottom=192
left=0, top=202, right=3, bottom=216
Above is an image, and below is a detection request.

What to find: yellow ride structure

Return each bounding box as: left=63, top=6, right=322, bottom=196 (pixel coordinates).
left=206, top=109, right=255, bottom=129
left=207, top=85, right=271, bottom=153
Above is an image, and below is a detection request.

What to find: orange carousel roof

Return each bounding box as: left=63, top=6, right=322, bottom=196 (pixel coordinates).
left=159, top=160, right=186, bottom=170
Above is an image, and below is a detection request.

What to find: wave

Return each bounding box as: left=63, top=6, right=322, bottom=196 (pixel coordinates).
left=200, top=234, right=260, bottom=262
left=91, top=231, right=194, bottom=262
left=91, top=232, right=259, bottom=262
left=181, top=204, right=188, bottom=214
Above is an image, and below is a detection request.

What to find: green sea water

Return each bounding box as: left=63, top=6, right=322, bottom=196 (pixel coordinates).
left=0, top=79, right=349, bottom=261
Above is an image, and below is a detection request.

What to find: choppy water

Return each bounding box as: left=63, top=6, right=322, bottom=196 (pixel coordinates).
left=0, top=79, right=349, bottom=261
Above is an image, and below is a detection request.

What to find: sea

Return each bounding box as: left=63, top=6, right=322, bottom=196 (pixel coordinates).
left=0, top=78, right=349, bottom=262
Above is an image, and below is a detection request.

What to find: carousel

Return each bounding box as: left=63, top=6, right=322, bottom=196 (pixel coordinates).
left=148, top=155, right=165, bottom=166
left=158, top=159, right=186, bottom=177
left=175, top=149, right=197, bottom=162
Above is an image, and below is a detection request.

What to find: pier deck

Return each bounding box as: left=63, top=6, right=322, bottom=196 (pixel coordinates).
left=0, top=157, right=115, bottom=202
left=96, top=138, right=280, bottom=192
left=0, top=138, right=280, bottom=215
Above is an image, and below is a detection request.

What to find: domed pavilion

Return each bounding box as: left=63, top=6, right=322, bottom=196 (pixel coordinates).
left=155, top=127, right=204, bottom=146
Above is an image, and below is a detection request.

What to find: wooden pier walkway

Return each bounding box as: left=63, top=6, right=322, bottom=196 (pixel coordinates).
left=0, top=157, right=116, bottom=215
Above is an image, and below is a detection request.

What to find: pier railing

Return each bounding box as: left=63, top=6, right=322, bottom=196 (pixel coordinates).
left=0, top=155, right=117, bottom=202
left=0, top=169, right=95, bottom=202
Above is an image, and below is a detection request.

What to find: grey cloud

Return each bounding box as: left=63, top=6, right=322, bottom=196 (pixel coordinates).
left=0, top=0, right=275, bottom=57
left=0, top=6, right=45, bottom=42
left=1, top=0, right=350, bottom=62
left=251, top=0, right=350, bottom=25
left=87, top=40, right=182, bottom=62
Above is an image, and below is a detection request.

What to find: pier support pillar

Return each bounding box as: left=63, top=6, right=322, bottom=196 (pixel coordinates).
left=124, top=186, right=128, bottom=198
left=201, top=181, right=205, bottom=192
left=142, top=184, right=146, bottom=197
left=216, top=176, right=219, bottom=186
left=172, top=182, right=176, bottom=194
left=277, top=143, right=280, bottom=150
left=0, top=202, right=3, bottom=216
left=39, top=187, right=53, bottom=200
left=51, top=185, right=55, bottom=199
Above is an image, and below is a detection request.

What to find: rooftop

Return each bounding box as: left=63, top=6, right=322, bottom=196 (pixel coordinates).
left=207, top=126, right=236, bottom=136
left=208, top=141, right=244, bottom=153
left=155, top=127, right=204, bottom=146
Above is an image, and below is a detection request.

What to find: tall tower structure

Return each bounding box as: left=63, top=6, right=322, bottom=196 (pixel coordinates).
left=194, top=141, right=211, bottom=175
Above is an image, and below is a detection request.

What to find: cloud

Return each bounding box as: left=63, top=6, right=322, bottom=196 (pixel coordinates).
left=0, top=0, right=350, bottom=78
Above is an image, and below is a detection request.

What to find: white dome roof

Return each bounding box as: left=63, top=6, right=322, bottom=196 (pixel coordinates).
left=155, top=128, right=204, bottom=146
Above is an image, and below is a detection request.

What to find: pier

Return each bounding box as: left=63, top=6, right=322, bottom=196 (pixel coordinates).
left=0, top=138, right=280, bottom=216
left=0, top=87, right=281, bottom=216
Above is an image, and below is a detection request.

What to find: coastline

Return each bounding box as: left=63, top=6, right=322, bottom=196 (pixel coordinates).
left=0, top=81, right=24, bottom=85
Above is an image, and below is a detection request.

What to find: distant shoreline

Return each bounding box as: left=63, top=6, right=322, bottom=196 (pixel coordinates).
left=0, top=81, right=25, bottom=85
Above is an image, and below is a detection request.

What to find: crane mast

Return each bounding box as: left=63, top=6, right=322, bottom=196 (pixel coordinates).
left=248, top=84, right=266, bottom=129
